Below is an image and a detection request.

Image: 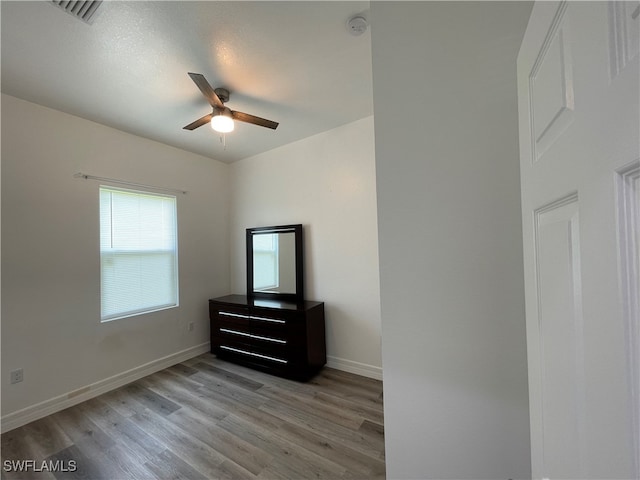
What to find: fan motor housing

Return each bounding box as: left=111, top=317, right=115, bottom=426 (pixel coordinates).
left=214, top=88, right=230, bottom=104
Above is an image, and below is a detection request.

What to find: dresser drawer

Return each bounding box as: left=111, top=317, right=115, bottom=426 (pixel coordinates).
left=217, top=324, right=288, bottom=346
left=251, top=308, right=305, bottom=322
left=212, top=336, right=253, bottom=357
left=249, top=339, right=307, bottom=361
left=213, top=310, right=251, bottom=328
left=214, top=324, right=252, bottom=344
left=217, top=343, right=289, bottom=366
left=251, top=309, right=306, bottom=334
left=214, top=310, right=301, bottom=338
left=213, top=316, right=250, bottom=332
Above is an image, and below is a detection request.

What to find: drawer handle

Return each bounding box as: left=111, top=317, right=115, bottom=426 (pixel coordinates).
left=218, top=311, right=286, bottom=324
left=220, top=346, right=288, bottom=364
left=249, top=315, right=285, bottom=324
left=219, top=328, right=287, bottom=344
left=219, top=311, right=249, bottom=319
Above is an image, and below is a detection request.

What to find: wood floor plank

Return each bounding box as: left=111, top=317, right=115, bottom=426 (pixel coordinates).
left=314, top=390, right=385, bottom=426
left=272, top=417, right=386, bottom=477
left=207, top=459, right=258, bottom=480
left=308, top=374, right=383, bottom=406
left=96, top=443, right=163, bottom=480
left=85, top=442, right=157, bottom=480
left=45, top=443, right=124, bottom=480
left=256, top=384, right=366, bottom=430
left=193, top=362, right=264, bottom=392
left=164, top=407, right=273, bottom=476
left=261, top=399, right=385, bottom=459
left=126, top=408, right=229, bottom=474
left=218, top=412, right=347, bottom=479
left=121, top=383, right=181, bottom=416
left=46, top=408, right=141, bottom=480
left=196, top=383, right=285, bottom=432
left=149, top=364, right=209, bottom=391
left=256, top=456, right=342, bottom=480
left=144, top=449, right=208, bottom=480
left=98, top=387, right=150, bottom=418
left=189, top=370, right=268, bottom=410
left=1, top=353, right=385, bottom=479
left=359, top=419, right=386, bottom=461
left=342, top=468, right=387, bottom=480
left=359, top=418, right=384, bottom=437
left=166, top=363, right=198, bottom=377
left=322, top=367, right=384, bottom=391
left=48, top=408, right=114, bottom=451
left=74, top=398, right=166, bottom=464
left=0, top=460, right=57, bottom=480
left=1, top=416, right=73, bottom=463
left=137, top=371, right=229, bottom=423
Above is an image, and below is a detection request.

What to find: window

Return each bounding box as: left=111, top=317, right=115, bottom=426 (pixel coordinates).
left=99, top=187, right=178, bottom=321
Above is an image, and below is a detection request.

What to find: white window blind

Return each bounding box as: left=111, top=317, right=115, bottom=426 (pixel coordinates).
left=99, top=187, right=178, bottom=321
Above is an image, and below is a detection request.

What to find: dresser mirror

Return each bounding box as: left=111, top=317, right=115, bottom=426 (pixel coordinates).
left=246, top=224, right=303, bottom=301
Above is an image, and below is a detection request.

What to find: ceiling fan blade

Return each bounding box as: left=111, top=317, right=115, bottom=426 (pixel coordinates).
left=231, top=110, right=279, bottom=130
left=188, top=72, right=224, bottom=109
left=183, top=113, right=213, bottom=130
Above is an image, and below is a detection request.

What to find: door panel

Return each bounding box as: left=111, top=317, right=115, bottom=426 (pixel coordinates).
left=518, top=2, right=639, bottom=478
left=535, top=195, right=585, bottom=478
left=529, top=2, right=574, bottom=162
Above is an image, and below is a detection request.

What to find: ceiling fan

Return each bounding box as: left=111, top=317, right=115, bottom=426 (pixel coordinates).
left=183, top=72, right=279, bottom=134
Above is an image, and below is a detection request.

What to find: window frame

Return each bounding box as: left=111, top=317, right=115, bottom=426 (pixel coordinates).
left=99, top=185, right=179, bottom=322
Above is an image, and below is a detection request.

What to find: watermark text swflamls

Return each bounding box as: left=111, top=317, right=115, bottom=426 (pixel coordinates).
left=3, top=459, right=77, bottom=473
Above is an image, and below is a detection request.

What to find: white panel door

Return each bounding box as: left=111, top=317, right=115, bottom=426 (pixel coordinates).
left=518, top=1, right=640, bottom=479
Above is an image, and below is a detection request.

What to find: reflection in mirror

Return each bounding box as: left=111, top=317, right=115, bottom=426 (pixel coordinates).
left=247, top=224, right=303, bottom=301
left=252, top=232, right=296, bottom=294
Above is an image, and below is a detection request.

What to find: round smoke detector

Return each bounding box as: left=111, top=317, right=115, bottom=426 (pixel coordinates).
left=347, top=15, right=368, bottom=36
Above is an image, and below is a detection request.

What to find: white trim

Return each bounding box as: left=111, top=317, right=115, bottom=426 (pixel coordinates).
left=0, top=343, right=210, bottom=433
left=326, top=355, right=383, bottom=381
left=616, top=160, right=640, bottom=477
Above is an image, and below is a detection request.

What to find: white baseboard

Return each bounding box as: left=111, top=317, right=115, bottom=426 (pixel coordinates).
left=326, top=355, right=383, bottom=381
left=1, top=342, right=210, bottom=434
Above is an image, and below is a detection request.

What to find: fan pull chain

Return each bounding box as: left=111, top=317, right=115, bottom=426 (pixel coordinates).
left=219, top=133, right=227, bottom=150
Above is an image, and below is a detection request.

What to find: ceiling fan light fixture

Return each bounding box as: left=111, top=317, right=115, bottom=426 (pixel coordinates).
left=211, top=108, right=234, bottom=133
left=184, top=73, right=278, bottom=134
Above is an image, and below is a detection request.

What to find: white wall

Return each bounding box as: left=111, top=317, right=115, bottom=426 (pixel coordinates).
left=1, top=94, right=230, bottom=421
left=229, top=117, right=382, bottom=377
left=370, top=2, right=532, bottom=479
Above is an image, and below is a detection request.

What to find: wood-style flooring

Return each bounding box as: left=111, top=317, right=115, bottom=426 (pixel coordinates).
left=1, top=354, right=385, bottom=479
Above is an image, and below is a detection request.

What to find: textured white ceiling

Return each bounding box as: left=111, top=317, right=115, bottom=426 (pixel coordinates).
left=1, top=1, right=373, bottom=163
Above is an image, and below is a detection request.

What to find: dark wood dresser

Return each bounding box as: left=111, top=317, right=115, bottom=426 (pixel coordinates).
left=209, top=294, right=326, bottom=380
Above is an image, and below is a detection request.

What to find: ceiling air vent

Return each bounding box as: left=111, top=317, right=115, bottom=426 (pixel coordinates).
left=50, top=1, right=103, bottom=24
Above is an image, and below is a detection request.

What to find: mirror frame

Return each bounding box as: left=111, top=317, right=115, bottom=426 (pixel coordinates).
left=246, top=224, right=304, bottom=301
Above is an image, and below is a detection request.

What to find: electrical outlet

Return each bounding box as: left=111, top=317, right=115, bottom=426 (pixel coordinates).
left=188, top=322, right=194, bottom=332
left=10, top=368, right=23, bottom=384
